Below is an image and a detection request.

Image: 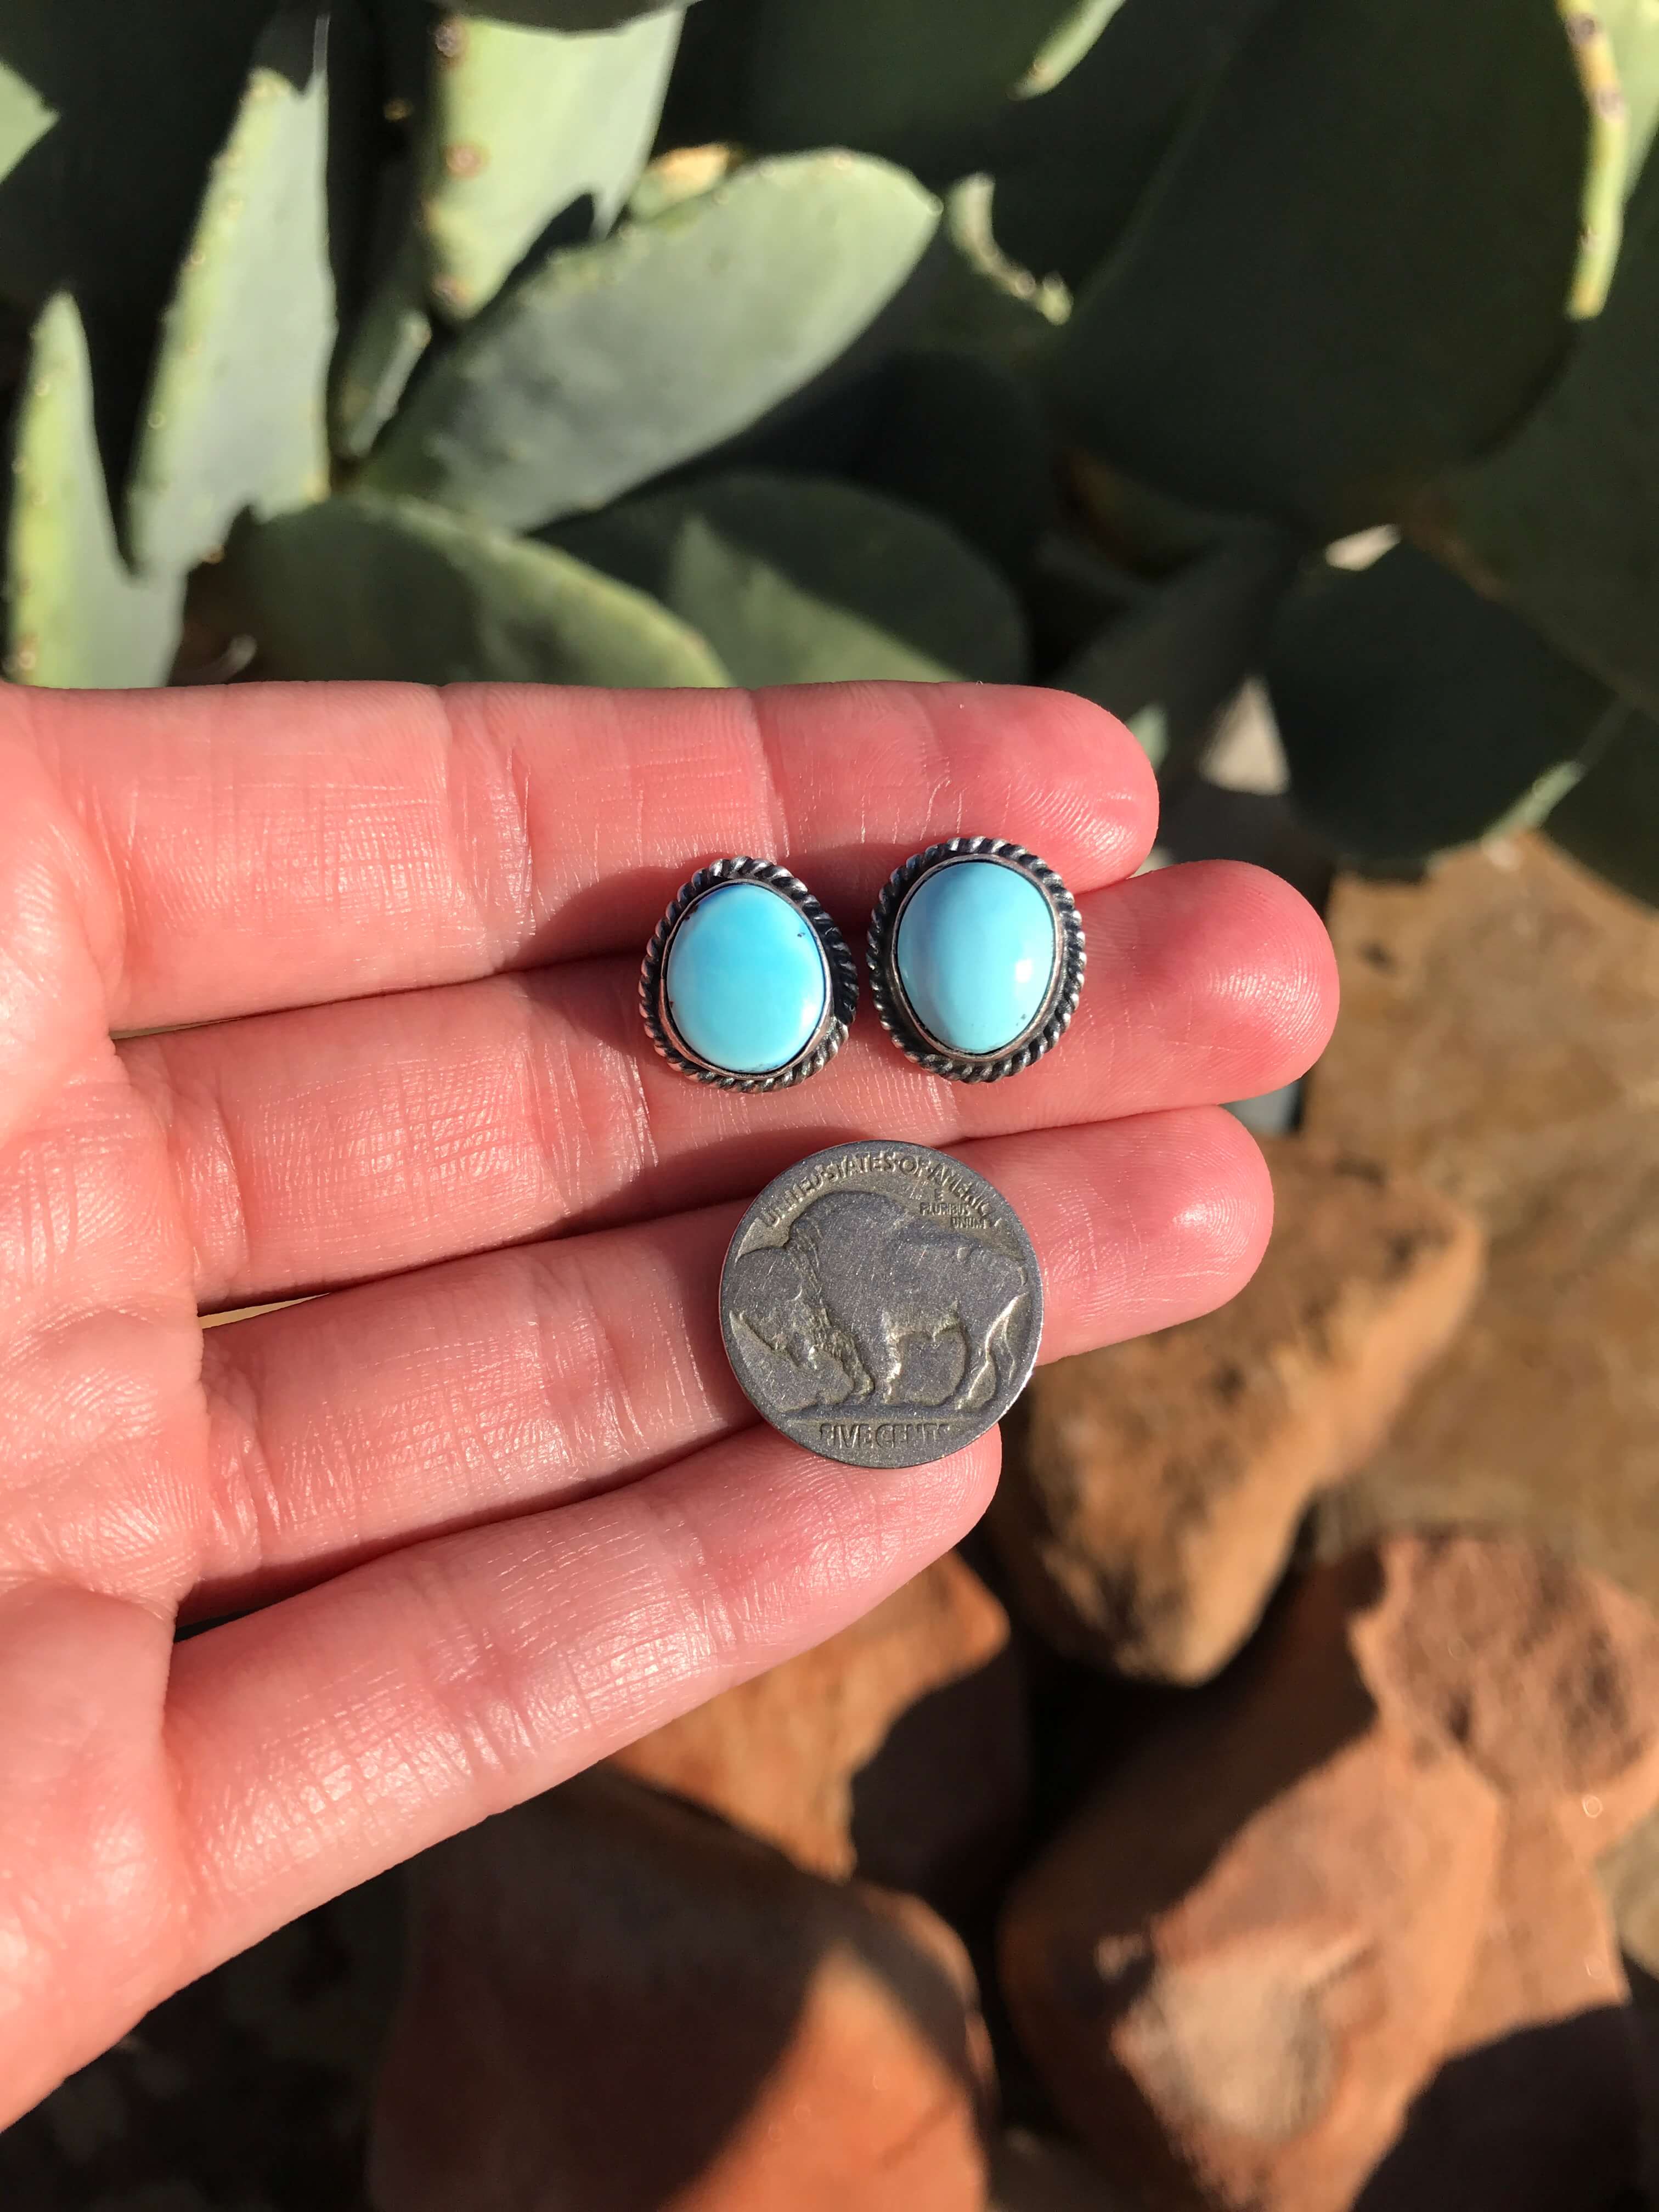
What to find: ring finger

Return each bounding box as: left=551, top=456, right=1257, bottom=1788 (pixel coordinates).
left=185, top=1107, right=1271, bottom=1616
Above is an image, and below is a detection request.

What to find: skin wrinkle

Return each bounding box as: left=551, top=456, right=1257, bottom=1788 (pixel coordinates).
left=410, top=1281, right=577, bottom=1523
left=544, top=986, right=665, bottom=1240
left=0, top=1581, right=192, bottom=2046
left=727, top=687, right=798, bottom=868
left=437, top=687, right=551, bottom=970
left=615, top=1002, right=664, bottom=1194
left=174, top=1560, right=543, bottom=1909
left=198, top=1339, right=275, bottom=1582
left=548, top=1239, right=661, bottom=1475
left=523, top=1251, right=630, bottom=1490
left=507, top=972, right=590, bottom=1229
left=382, top=1543, right=549, bottom=1802
left=6, top=702, right=131, bottom=1016
left=169, top=1047, right=253, bottom=1301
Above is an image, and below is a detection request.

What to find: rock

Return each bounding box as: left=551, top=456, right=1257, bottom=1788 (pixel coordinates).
left=1353, top=1811, right=1638, bottom=2211
left=992, top=1142, right=1483, bottom=1682
left=999, top=1550, right=1505, bottom=2212
left=845, top=1621, right=1029, bottom=1921
left=1305, top=836, right=1659, bottom=1609
left=368, top=1771, right=994, bottom=2212
left=1602, top=1804, right=1659, bottom=1978
left=613, top=1552, right=1024, bottom=1909
left=990, top=2130, right=1146, bottom=2209
left=1352, top=1531, right=1659, bottom=1857
left=1340, top=1533, right=1659, bottom=2207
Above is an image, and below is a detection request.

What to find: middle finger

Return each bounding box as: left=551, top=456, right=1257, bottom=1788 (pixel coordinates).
left=128, top=860, right=1328, bottom=1309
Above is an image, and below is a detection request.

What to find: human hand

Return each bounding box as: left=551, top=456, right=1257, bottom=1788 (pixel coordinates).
left=0, top=679, right=1334, bottom=2120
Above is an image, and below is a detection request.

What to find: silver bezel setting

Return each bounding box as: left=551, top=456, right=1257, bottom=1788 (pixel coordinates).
left=867, top=837, right=1086, bottom=1082
left=640, top=856, right=858, bottom=1092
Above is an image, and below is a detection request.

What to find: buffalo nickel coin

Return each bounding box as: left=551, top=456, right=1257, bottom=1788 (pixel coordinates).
left=720, top=1141, right=1043, bottom=1469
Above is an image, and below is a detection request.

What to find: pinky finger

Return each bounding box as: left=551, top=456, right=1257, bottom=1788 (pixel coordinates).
left=163, top=1423, right=999, bottom=1980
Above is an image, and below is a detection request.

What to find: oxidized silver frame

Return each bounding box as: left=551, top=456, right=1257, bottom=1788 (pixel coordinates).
left=640, top=856, right=859, bottom=1092
left=867, top=837, right=1086, bottom=1082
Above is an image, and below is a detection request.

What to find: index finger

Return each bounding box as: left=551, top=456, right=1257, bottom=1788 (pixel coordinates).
left=12, top=679, right=1156, bottom=1032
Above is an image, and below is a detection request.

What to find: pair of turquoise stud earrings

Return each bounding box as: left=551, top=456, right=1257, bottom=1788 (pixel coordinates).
left=640, top=838, right=1086, bottom=1092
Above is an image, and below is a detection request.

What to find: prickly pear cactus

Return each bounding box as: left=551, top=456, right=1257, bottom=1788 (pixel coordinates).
left=362, top=149, right=941, bottom=528
left=415, top=7, right=682, bottom=320
left=223, top=490, right=730, bottom=686
left=6, top=295, right=181, bottom=688
left=1263, top=543, right=1611, bottom=863
left=546, top=469, right=1029, bottom=682
left=0, top=0, right=1654, bottom=904
left=126, top=7, right=335, bottom=578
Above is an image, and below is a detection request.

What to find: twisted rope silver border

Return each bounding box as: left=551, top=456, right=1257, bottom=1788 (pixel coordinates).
left=866, top=838, right=1086, bottom=1083
left=640, top=856, right=859, bottom=1092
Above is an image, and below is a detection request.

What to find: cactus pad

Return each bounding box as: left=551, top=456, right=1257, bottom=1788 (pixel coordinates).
left=364, top=151, right=940, bottom=530
left=417, top=8, right=682, bottom=322
left=331, top=237, right=433, bottom=462
left=447, top=0, right=700, bottom=21
left=0, top=60, right=53, bottom=186
left=223, top=490, right=729, bottom=686
left=741, top=0, right=1111, bottom=175
left=546, top=469, right=1028, bottom=684
left=125, top=8, right=334, bottom=578
left=1265, top=544, right=1612, bottom=863
left=5, top=295, right=182, bottom=687
left=1543, top=704, right=1659, bottom=904
left=1051, top=0, right=1588, bottom=537
left=1435, top=134, right=1659, bottom=718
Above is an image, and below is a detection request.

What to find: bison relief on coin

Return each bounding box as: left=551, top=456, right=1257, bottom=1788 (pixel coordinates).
left=720, top=1142, right=1043, bottom=1469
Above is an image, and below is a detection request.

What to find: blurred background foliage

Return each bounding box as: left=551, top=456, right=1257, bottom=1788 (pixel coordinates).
left=1, top=0, right=1656, bottom=902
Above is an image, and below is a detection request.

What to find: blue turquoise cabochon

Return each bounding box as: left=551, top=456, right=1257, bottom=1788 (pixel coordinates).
left=664, top=880, right=830, bottom=1075
left=894, top=858, right=1058, bottom=1057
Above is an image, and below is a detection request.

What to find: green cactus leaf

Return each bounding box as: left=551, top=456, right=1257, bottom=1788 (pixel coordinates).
left=5, top=295, right=182, bottom=688
left=363, top=151, right=940, bottom=531
left=990, top=0, right=1282, bottom=294
left=124, top=9, right=334, bottom=580
left=1543, top=703, right=1659, bottom=906
left=855, top=347, right=1053, bottom=579
left=0, top=59, right=53, bottom=184
left=1558, top=0, right=1659, bottom=317
left=418, top=7, right=682, bottom=322
left=448, top=0, right=699, bottom=22
left=740, top=0, right=1112, bottom=176
left=1050, top=523, right=1293, bottom=769
left=0, top=3, right=285, bottom=472
left=331, top=236, right=433, bottom=462
left=1051, top=0, right=1588, bottom=537
left=1264, top=543, right=1612, bottom=864
left=1431, top=139, right=1659, bottom=718
left=1014, top=0, right=1130, bottom=97
left=545, top=470, right=1028, bottom=685
left=896, top=179, right=1070, bottom=414
left=222, top=489, right=728, bottom=686
left=1602, top=0, right=1659, bottom=182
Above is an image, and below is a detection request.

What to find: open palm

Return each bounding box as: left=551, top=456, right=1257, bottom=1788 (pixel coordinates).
left=0, top=678, right=1334, bottom=2123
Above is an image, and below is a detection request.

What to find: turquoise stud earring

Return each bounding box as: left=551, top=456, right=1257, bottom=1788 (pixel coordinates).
left=868, top=838, right=1085, bottom=1081
left=641, top=857, right=858, bottom=1091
